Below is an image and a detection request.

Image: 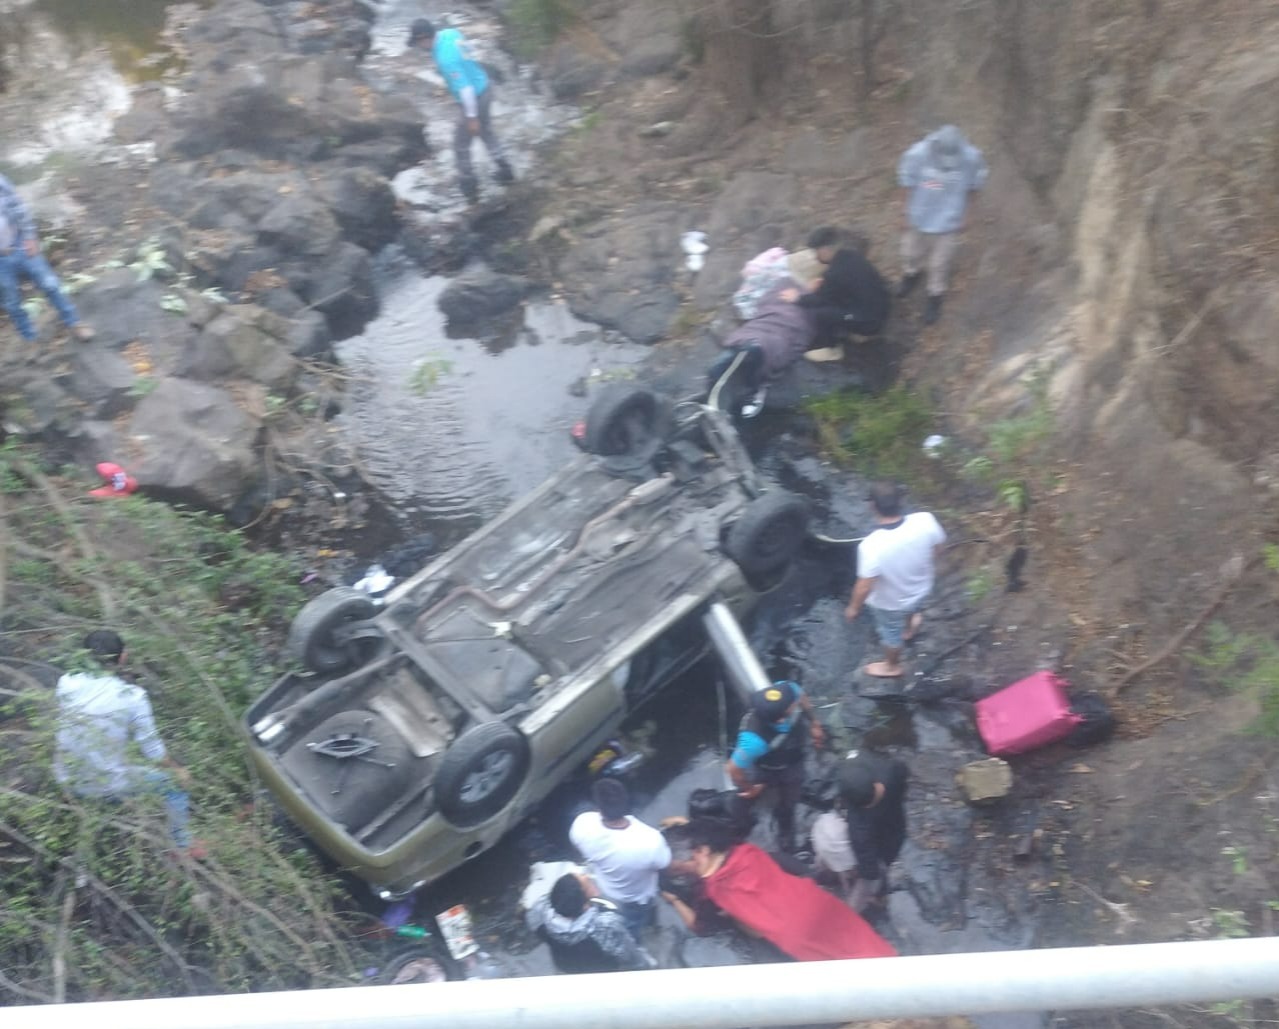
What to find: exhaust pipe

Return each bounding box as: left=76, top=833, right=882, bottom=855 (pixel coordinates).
left=702, top=601, right=770, bottom=704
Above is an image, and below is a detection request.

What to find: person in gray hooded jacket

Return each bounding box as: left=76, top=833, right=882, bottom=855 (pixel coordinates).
left=896, top=125, right=988, bottom=325
left=526, top=872, right=655, bottom=973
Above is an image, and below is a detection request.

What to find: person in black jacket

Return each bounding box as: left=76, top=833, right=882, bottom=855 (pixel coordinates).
left=811, top=751, right=908, bottom=911
left=782, top=226, right=891, bottom=361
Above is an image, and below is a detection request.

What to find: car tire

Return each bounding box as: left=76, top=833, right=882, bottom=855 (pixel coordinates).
left=724, top=492, right=811, bottom=578
left=379, top=944, right=453, bottom=984
left=435, top=721, right=530, bottom=828
left=288, top=587, right=379, bottom=674
left=581, top=386, right=660, bottom=457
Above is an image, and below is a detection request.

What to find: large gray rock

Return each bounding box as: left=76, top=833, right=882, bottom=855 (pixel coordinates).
left=559, top=204, right=684, bottom=343
left=313, top=167, right=398, bottom=251
left=177, top=306, right=300, bottom=390
left=575, top=289, right=680, bottom=346
left=65, top=269, right=200, bottom=370
left=258, top=195, right=342, bottom=258
left=165, top=44, right=426, bottom=166
left=693, top=172, right=801, bottom=311
left=127, top=379, right=263, bottom=510
left=544, top=40, right=612, bottom=100
left=181, top=171, right=311, bottom=230
left=70, top=348, right=137, bottom=420
left=289, top=241, right=377, bottom=339
left=285, top=309, right=332, bottom=360
left=4, top=374, right=73, bottom=438
left=437, top=269, right=531, bottom=325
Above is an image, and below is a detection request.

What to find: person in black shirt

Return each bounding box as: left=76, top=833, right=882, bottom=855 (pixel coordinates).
left=782, top=227, right=891, bottom=360
left=812, top=752, right=908, bottom=912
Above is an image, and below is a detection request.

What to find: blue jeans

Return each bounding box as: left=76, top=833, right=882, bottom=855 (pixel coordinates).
left=616, top=899, right=655, bottom=941
left=137, top=767, right=193, bottom=848
left=0, top=249, right=80, bottom=340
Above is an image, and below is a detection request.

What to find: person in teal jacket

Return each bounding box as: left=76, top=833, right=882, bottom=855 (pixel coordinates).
left=408, top=18, right=514, bottom=203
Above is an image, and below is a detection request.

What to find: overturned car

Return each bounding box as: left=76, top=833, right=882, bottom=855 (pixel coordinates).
left=245, top=388, right=809, bottom=897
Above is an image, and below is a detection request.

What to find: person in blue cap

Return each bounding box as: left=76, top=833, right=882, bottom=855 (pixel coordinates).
left=407, top=18, right=514, bottom=204
left=725, top=680, right=826, bottom=853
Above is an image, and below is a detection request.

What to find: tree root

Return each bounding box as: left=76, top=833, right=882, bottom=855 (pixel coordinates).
left=1074, top=880, right=1138, bottom=935
left=1112, top=555, right=1258, bottom=693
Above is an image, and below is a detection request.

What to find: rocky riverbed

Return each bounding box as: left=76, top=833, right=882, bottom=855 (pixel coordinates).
left=3, top=3, right=1277, bottom=1026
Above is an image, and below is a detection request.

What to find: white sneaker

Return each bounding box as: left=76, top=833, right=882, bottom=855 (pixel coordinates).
left=740, top=387, right=767, bottom=419
left=803, top=346, right=844, bottom=363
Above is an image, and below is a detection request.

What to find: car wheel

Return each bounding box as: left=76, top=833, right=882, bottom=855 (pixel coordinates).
left=724, top=492, right=811, bottom=578
left=379, top=945, right=452, bottom=984
left=288, top=587, right=379, bottom=674
left=581, top=386, right=660, bottom=457
left=435, top=722, right=530, bottom=828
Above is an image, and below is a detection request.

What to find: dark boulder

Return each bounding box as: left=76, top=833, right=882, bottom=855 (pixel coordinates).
left=288, top=241, right=377, bottom=339
left=437, top=268, right=531, bottom=325
left=314, top=167, right=398, bottom=251
left=66, top=269, right=201, bottom=370
left=176, top=306, right=300, bottom=390
left=558, top=204, right=684, bottom=344
left=258, top=195, right=342, bottom=258
left=543, top=41, right=611, bottom=100
left=69, top=348, right=138, bottom=420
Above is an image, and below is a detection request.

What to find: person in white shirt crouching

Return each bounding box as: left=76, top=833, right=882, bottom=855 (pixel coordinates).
left=569, top=777, right=671, bottom=941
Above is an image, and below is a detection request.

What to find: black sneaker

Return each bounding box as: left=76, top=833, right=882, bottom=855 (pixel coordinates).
left=494, top=159, right=515, bottom=184
left=923, top=294, right=944, bottom=325
left=896, top=272, right=922, bottom=298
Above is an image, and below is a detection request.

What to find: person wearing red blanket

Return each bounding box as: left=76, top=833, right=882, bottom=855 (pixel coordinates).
left=661, top=819, right=896, bottom=962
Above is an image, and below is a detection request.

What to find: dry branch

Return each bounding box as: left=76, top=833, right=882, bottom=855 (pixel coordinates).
left=1112, top=556, right=1258, bottom=692
left=9, top=458, right=117, bottom=620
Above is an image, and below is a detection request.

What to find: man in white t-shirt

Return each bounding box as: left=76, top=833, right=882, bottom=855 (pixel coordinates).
left=569, top=777, right=671, bottom=940
left=54, top=630, right=204, bottom=858
left=845, top=482, right=946, bottom=677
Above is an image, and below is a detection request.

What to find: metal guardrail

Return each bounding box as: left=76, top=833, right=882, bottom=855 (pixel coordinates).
left=7, top=938, right=1278, bottom=1029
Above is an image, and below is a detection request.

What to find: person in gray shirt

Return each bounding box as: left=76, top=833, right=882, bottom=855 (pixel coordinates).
left=896, top=125, right=988, bottom=325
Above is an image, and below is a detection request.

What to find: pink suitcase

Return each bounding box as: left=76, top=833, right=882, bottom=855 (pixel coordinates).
left=975, top=671, right=1082, bottom=756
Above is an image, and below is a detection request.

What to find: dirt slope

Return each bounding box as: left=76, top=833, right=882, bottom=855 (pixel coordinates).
left=531, top=1, right=1279, bottom=1022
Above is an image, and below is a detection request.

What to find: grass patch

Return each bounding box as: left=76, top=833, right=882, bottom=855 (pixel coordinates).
left=1193, top=619, right=1279, bottom=736
left=986, top=366, right=1054, bottom=465
left=507, top=0, right=578, bottom=56
left=0, top=446, right=371, bottom=1000
left=804, top=385, right=933, bottom=477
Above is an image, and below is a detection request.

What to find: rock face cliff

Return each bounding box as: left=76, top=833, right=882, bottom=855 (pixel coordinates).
left=543, top=0, right=1279, bottom=626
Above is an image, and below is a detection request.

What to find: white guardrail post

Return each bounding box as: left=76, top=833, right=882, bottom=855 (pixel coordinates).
left=6, top=938, right=1279, bottom=1029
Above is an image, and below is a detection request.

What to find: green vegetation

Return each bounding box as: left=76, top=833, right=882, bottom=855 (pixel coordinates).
left=507, top=0, right=578, bottom=56
left=0, top=446, right=369, bottom=1001
left=1193, top=620, right=1279, bottom=735
left=409, top=354, right=455, bottom=395
left=965, top=567, right=995, bottom=602
left=803, top=385, right=932, bottom=478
